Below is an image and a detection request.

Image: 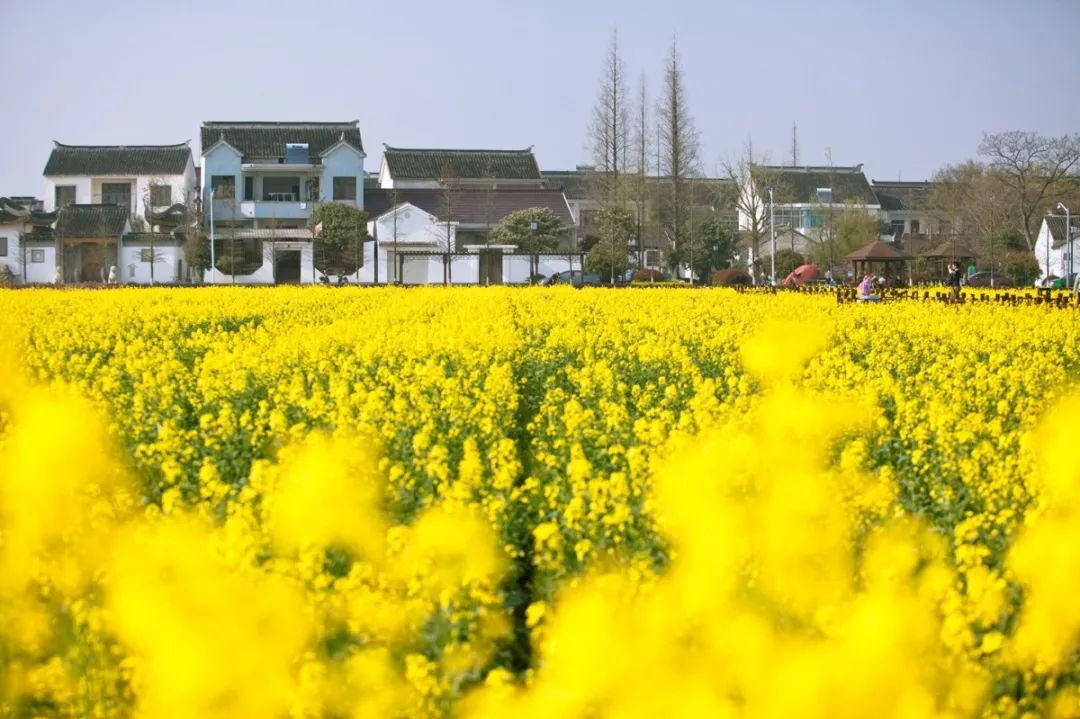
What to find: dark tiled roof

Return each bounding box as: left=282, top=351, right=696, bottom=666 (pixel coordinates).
left=541, top=169, right=738, bottom=209
left=383, top=147, right=542, bottom=181
left=1044, top=215, right=1079, bottom=250
left=871, top=181, right=935, bottom=212
left=542, top=170, right=591, bottom=198
left=754, top=165, right=878, bottom=205
left=0, top=197, right=55, bottom=224
left=366, top=188, right=573, bottom=225
left=922, top=237, right=977, bottom=259
left=124, top=231, right=184, bottom=245
left=844, top=240, right=911, bottom=261
left=201, top=122, right=364, bottom=161
left=45, top=143, right=192, bottom=176
left=56, top=204, right=129, bottom=237
left=21, top=227, right=55, bottom=243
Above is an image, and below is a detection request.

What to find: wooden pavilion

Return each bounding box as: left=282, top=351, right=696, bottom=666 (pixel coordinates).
left=844, top=240, right=911, bottom=282
left=922, top=237, right=977, bottom=278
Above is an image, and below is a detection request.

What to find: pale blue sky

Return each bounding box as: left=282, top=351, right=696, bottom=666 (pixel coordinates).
left=2, top=0, right=1077, bottom=196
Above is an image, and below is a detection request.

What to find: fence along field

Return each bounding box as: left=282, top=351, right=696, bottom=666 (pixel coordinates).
left=1, top=286, right=1079, bottom=718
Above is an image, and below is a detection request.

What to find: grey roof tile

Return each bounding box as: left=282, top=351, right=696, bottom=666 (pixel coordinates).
left=45, top=143, right=192, bottom=176
left=365, top=188, right=572, bottom=225
left=871, top=181, right=935, bottom=212
left=384, top=147, right=541, bottom=181
left=754, top=165, right=878, bottom=205
left=201, top=121, right=364, bottom=161
left=56, top=204, right=129, bottom=237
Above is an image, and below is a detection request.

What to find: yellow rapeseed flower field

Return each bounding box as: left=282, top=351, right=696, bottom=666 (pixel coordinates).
left=1, top=286, right=1079, bottom=718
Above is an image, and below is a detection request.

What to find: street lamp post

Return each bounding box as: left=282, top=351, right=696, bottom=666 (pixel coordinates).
left=208, top=187, right=216, bottom=285
left=765, top=186, right=776, bottom=285
left=1058, top=203, right=1072, bottom=283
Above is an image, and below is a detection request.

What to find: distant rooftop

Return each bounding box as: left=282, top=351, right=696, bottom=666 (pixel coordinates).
left=753, top=164, right=878, bottom=205
left=56, top=204, right=129, bottom=237
left=44, top=143, right=192, bottom=176
left=383, top=147, right=542, bottom=181
left=201, top=121, right=364, bottom=160
left=871, top=180, right=936, bottom=212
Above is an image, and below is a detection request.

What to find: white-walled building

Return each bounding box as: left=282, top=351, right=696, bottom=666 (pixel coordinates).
left=43, top=143, right=197, bottom=221
left=55, top=204, right=131, bottom=283
left=0, top=197, right=58, bottom=284
left=1035, top=214, right=1079, bottom=283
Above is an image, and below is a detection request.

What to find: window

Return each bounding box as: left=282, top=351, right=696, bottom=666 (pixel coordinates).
left=129, top=264, right=136, bottom=278
left=244, top=176, right=254, bottom=201
left=0, top=237, right=6, bottom=256
left=815, top=188, right=833, bottom=203
left=890, top=220, right=905, bottom=237
left=333, top=176, right=357, bottom=201
left=262, top=176, right=300, bottom=202
left=211, top=175, right=235, bottom=199
left=55, top=185, right=76, bottom=208
left=645, top=249, right=661, bottom=267
left=150, top=184, right=172, bottom=206
left=580, top=210, right=598, bottom=227
left=31, top=249, right=45, bottom=263
left=911, top=219, right=921, bottom=236
left=140, top=248, right=157, bottom=263
left=102, top=182, right=132, bottom=208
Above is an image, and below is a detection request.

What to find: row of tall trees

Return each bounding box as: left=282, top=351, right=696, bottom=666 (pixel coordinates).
left=585, top=31, right=722, bottom=281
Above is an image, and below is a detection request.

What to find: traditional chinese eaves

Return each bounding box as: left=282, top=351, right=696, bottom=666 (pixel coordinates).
left=201, top=122, right=364, bottom=161
left=56, top=205, right=129, bottom=237
left=844, top=240, right=911, bottom=262
left=45, top=143, right=192, bottom=176
left=754, top=165, right=878, bottom=205
left=365, top=188, right=572, bottom=225
left=384, top=148, right=542, bottom=181
left=871, top=181, right=935, bottom=212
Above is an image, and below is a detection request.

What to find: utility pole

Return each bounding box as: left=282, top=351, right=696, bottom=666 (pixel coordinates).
left=766, top=185, right=776, bottom=285
left=208, top=187, right=216, bottom=285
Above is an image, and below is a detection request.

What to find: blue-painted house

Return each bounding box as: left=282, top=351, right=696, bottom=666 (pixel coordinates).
left=200, top=121, right=365, bottom=284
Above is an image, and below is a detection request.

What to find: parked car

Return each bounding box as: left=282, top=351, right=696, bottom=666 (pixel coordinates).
left=541, top=271, right=602, bottom=287
left=965, top=271, right=1015, bottom=288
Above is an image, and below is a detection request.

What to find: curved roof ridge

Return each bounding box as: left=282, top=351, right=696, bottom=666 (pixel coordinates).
left=53, top=141, right=190, bottom=149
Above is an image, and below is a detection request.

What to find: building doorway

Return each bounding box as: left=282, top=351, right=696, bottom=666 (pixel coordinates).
left=478, top=249, right=504, bottom=285
left=275, top=250, right=302, bottom=284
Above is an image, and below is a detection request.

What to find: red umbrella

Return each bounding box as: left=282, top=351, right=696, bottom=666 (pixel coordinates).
left=782, top=264, right=820, bottom=286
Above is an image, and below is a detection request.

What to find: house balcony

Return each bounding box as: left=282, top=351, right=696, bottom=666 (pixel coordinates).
left=239, top=198, right=315, bottom=220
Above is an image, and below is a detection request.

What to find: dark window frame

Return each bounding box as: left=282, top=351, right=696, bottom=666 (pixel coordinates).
left=150, top=184, right=172, bottom=207
left=333, top=176, right=357, bottom=201
left=211, top=175, right=236, bottom=199
left=55, top=185, right=76, bottom=208
left=0, top=237, right=7, bottom=256
left=101, top=182, right=132, bottom=207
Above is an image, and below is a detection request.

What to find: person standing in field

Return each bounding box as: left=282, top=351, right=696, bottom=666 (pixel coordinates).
left=857, top=273, right=880, bottom=302
left=947, top=262, right=963, bottom=303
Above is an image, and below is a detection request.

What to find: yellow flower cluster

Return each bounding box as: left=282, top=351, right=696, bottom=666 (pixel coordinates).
left=1, top=286, right=1079, bottom=718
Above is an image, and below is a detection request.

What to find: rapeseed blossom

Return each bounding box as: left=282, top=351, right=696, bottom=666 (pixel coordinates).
left=0, top=286, right=1078, bottom=717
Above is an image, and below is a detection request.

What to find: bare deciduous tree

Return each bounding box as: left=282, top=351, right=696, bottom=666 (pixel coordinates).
left=588, top=29, right=631, bottom=204
left=931, top=161, right=1018, bottom=273
left=723, top=138, right=779, bottom=281
left=631, top=73, right=651, bottom=268
left=656, top=37, right=700, bottom=277
left=978, top=131, right=1080, bottom=250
